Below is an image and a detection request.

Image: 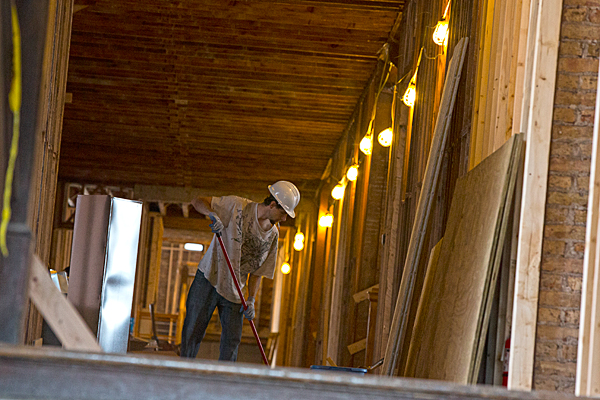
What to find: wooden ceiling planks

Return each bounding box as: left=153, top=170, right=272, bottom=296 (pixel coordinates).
left=60, top=0, right=404, bottom=199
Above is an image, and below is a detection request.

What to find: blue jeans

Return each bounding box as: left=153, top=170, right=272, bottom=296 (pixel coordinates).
left=180, top=270, right=244, bottom=361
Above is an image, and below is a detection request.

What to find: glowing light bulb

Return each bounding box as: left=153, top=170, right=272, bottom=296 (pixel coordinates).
left=346, top=165, right=359, bottom=181
left=433, top=20, right=449, bottom=46
left=293, top=239, right=304, bottom=251
left=360, top=134, right=373, bottom=155
left=331, top=183, right=345, bottom=200
left=403, top=83, right=416, bottom=107
left=294, top=232, right=304, bottom=242
left=281, top=262, right=291, bottom=274
left=378, top=127, right=393, bottom=147
left=184, top=243, right=204, bottom=252
left=319, top=213, right=334, bottom=228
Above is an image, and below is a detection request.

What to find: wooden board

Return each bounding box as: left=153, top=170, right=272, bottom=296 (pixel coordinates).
left=410, top=134, right=521, bottom=383
left=404, top=238, right=443, bottom=377
left=374, top=104, right=408, bottom=362
left=382, top=36, right=469, bottom=376
left=509, top=0, right=563, bottom=390
left=29, top=0, right=74, bottom=278
left=481, top=0, right=507, bottom=156
left=492, top=0, right=520, bottom=150
left=0, top=344, right=590, bottom=400
left=511, top=0, right=532, bottom=135
left=353, top=284, right=379, bottom=303
left=576, top=48, right=600, bottom=397
left=347, top=338, right=367, bottom=355
left=28, top=254, right=101, bottom=352
left=145, top=214, right=164, bottom=307
left=469, top=0, right=496, bottom=169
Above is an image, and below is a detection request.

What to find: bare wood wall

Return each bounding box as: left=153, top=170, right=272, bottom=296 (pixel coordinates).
left=305, top=0, right=488, bottom=374
left=347, top=89, right=393, bottom=367
left=24, top=0, right=74, bottom=344
left=300, top=1, right=477, bottom=366
left=387, top=0, right=470, bottom=373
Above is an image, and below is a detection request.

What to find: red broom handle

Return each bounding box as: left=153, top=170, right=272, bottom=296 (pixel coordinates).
left=216, top=233, right=269, bottom=366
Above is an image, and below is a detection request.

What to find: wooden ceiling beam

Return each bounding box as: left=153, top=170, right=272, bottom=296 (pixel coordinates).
left=78, top=1, right=401, bottom=31
left=70, top=21, right=388, bottom=57
left=63, top=94, right=357, bottom=114
left=61, top=117, right=345, bottom=139
left=57, top=159, right=329, bottom=183
left=66, top=58, right=370, bottom=81
left=69, top=36, right=379, bottom=63
left=66, top=66, right=369, bottom=91
left=158, top=201, right=167, bottom=216
left=134, top=185, right=265, bottom=204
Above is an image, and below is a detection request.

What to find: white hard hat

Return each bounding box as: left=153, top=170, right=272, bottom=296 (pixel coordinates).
left=268, top=181, right=300, bottom=218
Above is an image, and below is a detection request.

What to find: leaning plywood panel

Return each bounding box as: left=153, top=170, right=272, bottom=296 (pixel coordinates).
left=411, top=134, right=521, bottom=383
left=470, top=134, right=523, bottom=383
left=404, top=238, right=443, bottom=377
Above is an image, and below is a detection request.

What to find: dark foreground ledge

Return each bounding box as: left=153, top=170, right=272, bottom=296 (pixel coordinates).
left=0, top=345, right=585, bottom=400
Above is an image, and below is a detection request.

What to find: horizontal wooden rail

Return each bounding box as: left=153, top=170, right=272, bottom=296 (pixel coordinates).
left=0, top=345, right=589, bottom=400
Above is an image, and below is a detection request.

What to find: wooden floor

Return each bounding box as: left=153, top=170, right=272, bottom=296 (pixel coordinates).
left=0, top=345, right=587, bottom=400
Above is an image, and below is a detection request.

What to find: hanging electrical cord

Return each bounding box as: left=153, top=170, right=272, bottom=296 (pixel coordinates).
left=365, top=44, right=393, bottom=138
left=1, top=3, right=22, bottom=256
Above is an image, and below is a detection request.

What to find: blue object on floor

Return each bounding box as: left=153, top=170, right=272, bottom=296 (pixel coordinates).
left=310, top=365, right=368, bottom=375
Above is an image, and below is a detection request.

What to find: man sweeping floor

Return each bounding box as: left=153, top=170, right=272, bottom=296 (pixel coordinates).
left=179, top=180, right=300, bottom=361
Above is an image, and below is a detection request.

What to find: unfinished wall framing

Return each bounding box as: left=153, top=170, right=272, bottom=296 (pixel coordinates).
left=2, top=0, right=596, bottom=396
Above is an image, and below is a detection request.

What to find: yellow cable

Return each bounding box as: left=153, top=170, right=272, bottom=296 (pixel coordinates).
left=1, top=4, right=22, bottom=256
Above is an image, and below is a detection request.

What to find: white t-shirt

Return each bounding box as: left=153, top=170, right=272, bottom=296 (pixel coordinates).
left=198, top=196, right=279, bottom=303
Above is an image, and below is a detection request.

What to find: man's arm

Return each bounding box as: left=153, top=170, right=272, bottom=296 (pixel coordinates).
left=241, top=274, right=262, bottom=320
left=191, top=196, right=214, bottom=216
left=192, top=196, right=224, bottom=234
left=247, top=274, right=262, bottom=300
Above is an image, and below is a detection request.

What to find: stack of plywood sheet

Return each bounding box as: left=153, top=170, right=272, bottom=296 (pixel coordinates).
left=405, top=133, right=523, bottom=383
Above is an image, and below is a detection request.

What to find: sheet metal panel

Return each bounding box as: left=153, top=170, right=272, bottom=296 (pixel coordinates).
left=68, top=195, right=111, bottom=336
left=68, top=195, right=142, bottom=353
left=98, top=197, right=142, bottom=353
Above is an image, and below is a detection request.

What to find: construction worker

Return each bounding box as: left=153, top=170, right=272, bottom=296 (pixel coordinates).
left=179, top=181, right=300, bottom=361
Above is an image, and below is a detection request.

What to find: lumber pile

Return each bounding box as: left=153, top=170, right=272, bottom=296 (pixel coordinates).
left=405, top=133, right=523, bottom=383
left=381, top=36, right=469, bottom=376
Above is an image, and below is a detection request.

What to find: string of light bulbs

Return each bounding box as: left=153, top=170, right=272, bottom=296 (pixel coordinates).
left=323, top=2, right=451, bottom=226
left=359, top=44, right=393, bottom=157
left=401, top=1, right=451, bottom=108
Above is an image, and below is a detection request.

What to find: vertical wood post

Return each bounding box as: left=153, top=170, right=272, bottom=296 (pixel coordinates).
left=508, top=0, right=562, bottom=390
left=0, top=0, right=49, bottom=344
left=576, top=56, right=600, bottom=397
